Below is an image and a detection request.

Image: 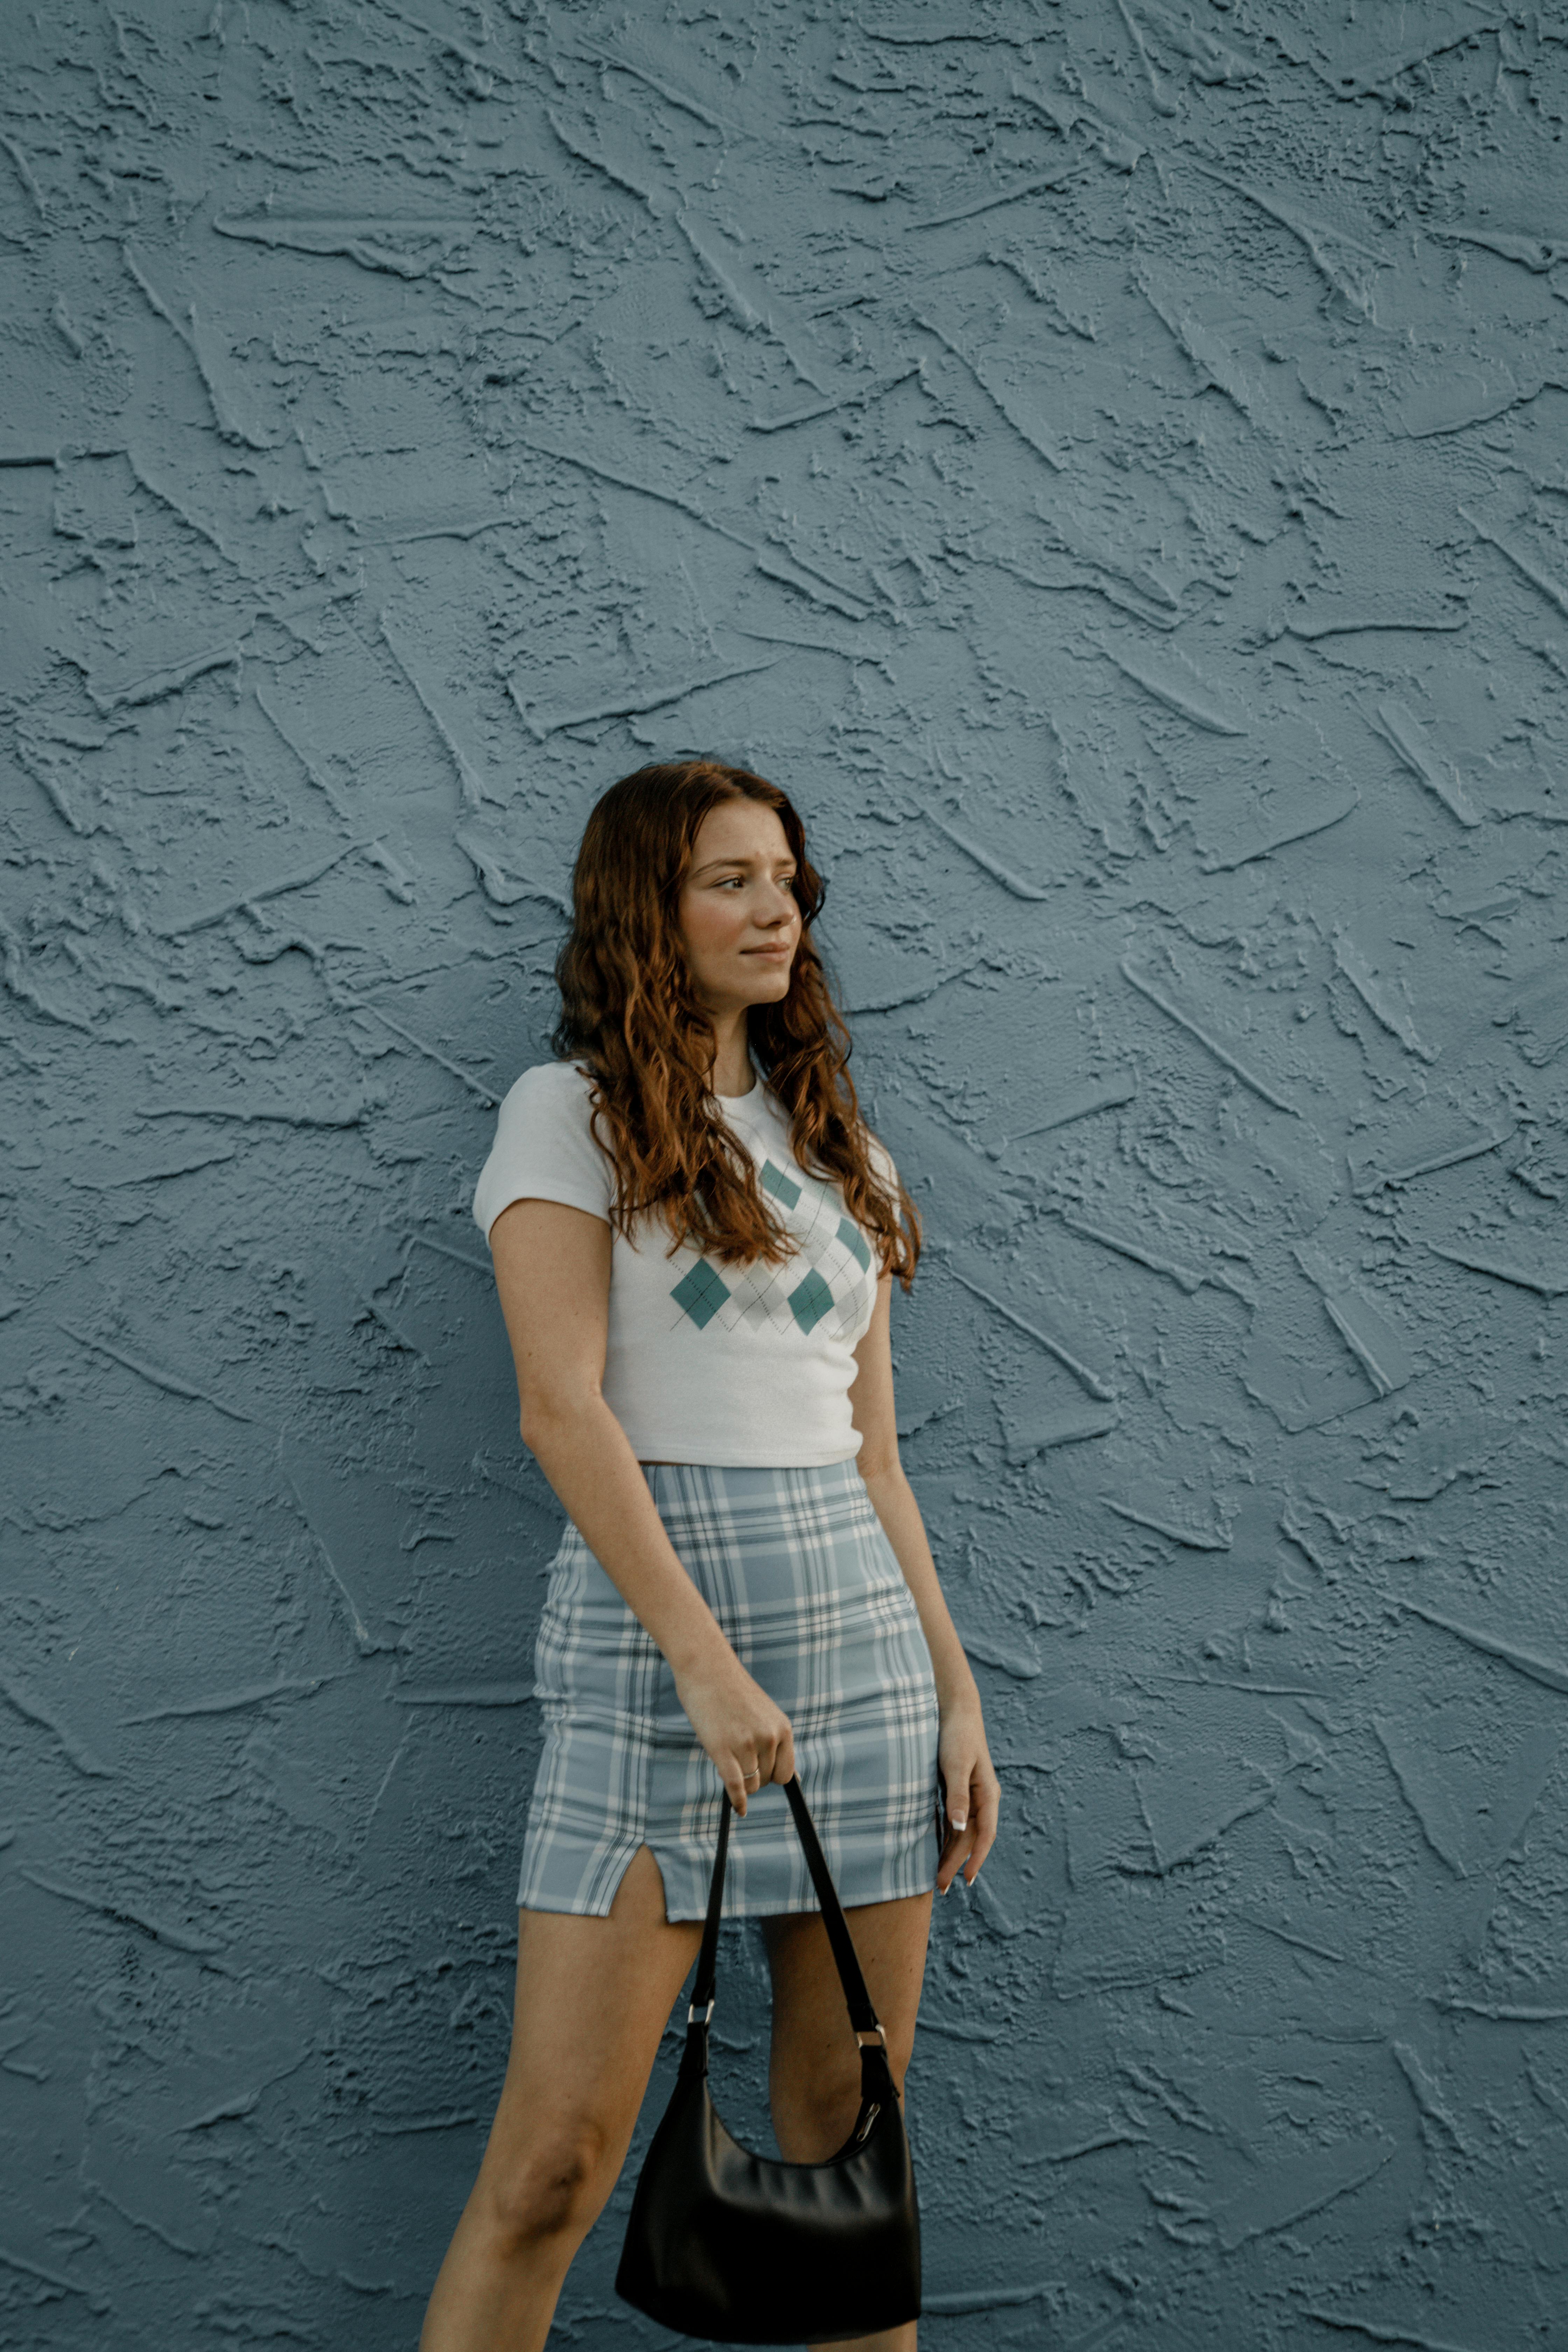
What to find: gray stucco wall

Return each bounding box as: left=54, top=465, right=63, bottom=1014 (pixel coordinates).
left=4, top=4, right=1567, bottom=2346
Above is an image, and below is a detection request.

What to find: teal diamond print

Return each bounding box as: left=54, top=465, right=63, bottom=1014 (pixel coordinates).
left=760, top=1159, right=802, bottom=1210
left=671, top=1261, right=730, bottom=1329
left=787, top=1268, right=834, bottom=1334
left=836, top=1216, right=872, bottom=1272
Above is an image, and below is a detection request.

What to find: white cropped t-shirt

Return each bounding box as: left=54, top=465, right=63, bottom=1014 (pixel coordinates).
left=472, top=1061, right=890, bottom=1467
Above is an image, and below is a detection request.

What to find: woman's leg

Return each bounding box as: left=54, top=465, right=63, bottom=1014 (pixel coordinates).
left=763, top=1889, right=934, bottom=2352
left=419, top=1845, right=701, bottom=2352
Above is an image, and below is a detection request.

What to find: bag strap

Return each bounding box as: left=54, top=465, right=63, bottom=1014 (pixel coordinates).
left=687, top=1787, right=732, bottom=2025
left=687, top=1778, right=883, bottom=2045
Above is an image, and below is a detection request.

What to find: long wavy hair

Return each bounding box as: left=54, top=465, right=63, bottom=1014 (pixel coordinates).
left=551, top=759, right=919, bottom=1286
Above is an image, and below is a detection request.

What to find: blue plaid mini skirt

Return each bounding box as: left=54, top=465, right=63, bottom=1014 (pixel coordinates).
left=519, top=1460, right=942, bottom=1921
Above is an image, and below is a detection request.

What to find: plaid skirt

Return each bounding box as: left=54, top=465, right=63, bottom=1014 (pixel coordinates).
left=518, top=1460, right=942, bottom=1920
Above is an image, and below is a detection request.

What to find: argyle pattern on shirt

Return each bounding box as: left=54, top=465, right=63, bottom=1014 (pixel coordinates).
left=668, top=1154, right=876, bottom=1342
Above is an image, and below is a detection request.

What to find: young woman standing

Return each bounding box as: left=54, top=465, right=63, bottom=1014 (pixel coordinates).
left=420, top=759, right=1000, bottom=2352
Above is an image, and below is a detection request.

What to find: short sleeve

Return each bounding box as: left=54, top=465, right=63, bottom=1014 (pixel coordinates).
left=472, top=1062, right=614, bottom=1242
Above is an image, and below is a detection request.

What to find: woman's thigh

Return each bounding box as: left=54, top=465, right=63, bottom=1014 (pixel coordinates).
left=762, top=1892, right=933, bottom=2162
left=472, top=1845, right=702, bottom=2211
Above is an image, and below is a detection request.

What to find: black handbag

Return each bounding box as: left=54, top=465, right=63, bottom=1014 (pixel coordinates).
left=615, top=1776, right=922, bottom=2345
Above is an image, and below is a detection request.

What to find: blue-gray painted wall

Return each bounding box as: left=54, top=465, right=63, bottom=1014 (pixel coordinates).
left=3, top=4, right=1567, bottom=2345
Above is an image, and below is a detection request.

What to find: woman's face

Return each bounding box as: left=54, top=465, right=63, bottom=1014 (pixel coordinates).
left=677, top=798, right=801, bottom=1020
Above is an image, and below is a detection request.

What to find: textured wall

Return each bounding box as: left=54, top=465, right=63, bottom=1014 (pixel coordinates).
left=3, top=2, right=1567, bottom=2345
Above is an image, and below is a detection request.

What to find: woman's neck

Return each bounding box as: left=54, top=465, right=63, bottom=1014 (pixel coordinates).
left=708, top=1008, right=755, bottom=1098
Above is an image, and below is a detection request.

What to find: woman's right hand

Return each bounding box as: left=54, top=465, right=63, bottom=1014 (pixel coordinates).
left=491, top=1206, right=799, bottom=1813
left=674, top=1647, right=796, bottom=1815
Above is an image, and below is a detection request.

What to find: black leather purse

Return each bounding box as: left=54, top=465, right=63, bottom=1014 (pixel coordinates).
left=615, top=1777, right=922, bottom=2346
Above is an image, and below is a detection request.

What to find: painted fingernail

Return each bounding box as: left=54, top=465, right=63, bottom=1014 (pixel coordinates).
left=951, top=1815, right=967, bottom=1832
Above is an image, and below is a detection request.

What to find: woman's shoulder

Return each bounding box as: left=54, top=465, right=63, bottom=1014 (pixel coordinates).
left=495, top=1057, right=596, bottom=1124
left=474, top=1058, right=611, bottom=1236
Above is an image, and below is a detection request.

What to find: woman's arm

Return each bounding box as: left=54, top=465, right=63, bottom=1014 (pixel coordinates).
left=849, top=1274, right=1001, bottom=1892
left=488, top=1197, right=794, bottom=1812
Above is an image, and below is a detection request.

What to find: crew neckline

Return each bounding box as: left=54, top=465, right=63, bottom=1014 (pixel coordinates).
left=715, top=1070, right=769, bottom=1114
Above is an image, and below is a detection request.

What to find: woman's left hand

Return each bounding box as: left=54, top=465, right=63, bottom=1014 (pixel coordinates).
left=935, top=1690, right=1001, bottom=1894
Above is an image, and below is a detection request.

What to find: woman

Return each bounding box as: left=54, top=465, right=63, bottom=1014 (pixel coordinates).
left=421, top=759, right=1000, bottom=2352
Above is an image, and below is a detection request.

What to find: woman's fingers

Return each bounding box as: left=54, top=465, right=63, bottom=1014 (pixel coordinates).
left=719, top=1703, right=796, bottom=1816
left=936, top=1746, right=1001, bottom=1889
left=965, top=1759, right=1002, bottom=1880
left=729, top=1744, right=768, bottom=1816
left=746, top=1699, right=794, bottom=1789
left=934, top=1765, right=957, bottom=1893
left=771, top=1717, right=797, bottom=1786
left=938, top=1748, right=970, bottom=1834
left=937, top=1813, right=977, bottom=1894
left=678, top=1652, right=795, bottom=1816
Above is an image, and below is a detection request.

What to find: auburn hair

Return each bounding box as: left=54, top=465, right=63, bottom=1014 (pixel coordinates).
left=551, top=759, right=919, bottom=1287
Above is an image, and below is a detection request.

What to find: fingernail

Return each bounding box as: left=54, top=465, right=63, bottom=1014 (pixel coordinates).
left=951, top=1815, right=967, bottom=1832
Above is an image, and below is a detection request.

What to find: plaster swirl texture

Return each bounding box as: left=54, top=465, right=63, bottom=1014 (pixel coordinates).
left=2, top=3, right=1567, bottom=2346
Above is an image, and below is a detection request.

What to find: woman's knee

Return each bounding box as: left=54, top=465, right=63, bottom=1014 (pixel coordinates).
left=480, top=2118, right=616, bottom=2256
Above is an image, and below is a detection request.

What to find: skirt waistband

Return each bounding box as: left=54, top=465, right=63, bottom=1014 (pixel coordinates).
left=639, top=1457, right=865, bottom=1512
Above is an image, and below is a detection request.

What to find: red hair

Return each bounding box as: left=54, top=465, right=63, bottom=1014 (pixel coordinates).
left=551, top=760, right=919, bottom=1286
